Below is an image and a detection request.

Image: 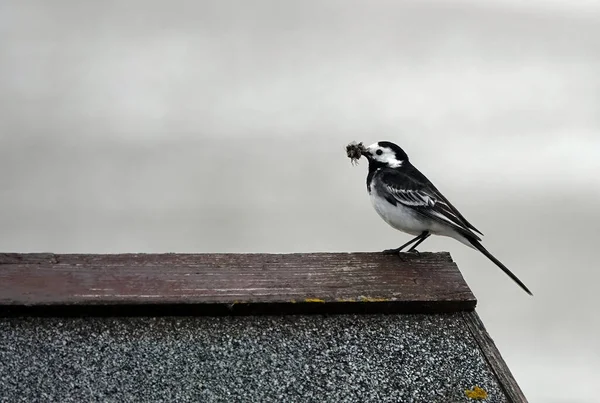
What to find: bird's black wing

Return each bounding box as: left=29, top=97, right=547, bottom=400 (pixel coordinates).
left=407, top=166, right=484, bottom=236
left=375, top=167, right=482, bottom=242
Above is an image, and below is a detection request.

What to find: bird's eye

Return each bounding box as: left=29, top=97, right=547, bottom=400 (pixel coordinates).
left=376, top=149, right=383, bottom=156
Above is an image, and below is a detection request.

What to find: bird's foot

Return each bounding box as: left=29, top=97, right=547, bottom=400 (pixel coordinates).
left=405, top=249, right=421, bottom=256
left=382, top=248, right=402, bottom=255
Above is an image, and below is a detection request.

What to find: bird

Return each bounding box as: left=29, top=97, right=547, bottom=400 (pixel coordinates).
left=356, top=140, right=532, bottom=295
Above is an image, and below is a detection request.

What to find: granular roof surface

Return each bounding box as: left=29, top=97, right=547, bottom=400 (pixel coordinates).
left=0, top=313, right=506, bottom=403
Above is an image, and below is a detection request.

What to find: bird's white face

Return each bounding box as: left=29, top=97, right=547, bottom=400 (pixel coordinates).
left=364, top=142, right=404, bottom=168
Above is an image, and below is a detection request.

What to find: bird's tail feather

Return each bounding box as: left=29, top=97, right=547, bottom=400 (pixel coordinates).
left=468, top=239, right=533, bottom=296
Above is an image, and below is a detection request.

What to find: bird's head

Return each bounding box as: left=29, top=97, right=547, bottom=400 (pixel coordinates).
left=361, top=141, right=408, bottom=168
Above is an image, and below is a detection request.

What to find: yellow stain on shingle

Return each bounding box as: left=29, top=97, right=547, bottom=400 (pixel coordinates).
left=465, top=386, right=488, bottom=400
left=358, top=296, right=389, bottom=302
left=304, top=298, right=326, bottom=303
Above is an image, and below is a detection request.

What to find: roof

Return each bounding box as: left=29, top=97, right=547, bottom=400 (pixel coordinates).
left=0, top=252, right=526, bottom=402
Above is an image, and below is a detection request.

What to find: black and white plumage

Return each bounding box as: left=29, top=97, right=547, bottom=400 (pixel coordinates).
left=360, top=141, right=532, bottom=295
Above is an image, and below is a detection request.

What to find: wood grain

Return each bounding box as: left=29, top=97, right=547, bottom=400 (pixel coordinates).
left=462, top=311, right=528, bottom=403
left=0, top=252, right=476, bottom=316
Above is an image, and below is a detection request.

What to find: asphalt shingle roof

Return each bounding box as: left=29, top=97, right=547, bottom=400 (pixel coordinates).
left=0, top=313, right=506, bottom=403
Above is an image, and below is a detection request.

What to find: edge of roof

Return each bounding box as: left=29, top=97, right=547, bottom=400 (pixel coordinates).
left=462, top=311, right=528, bottom=403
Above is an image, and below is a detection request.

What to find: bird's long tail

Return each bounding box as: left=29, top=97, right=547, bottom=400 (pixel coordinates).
left=468, top=239, right=533, bottom=296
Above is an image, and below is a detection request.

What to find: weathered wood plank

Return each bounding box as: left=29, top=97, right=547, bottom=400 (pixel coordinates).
left=462, top=311, right=528, bottom=403
left=0, top=252, right=476, bottom=316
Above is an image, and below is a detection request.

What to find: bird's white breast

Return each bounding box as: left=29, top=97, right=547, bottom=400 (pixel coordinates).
left=369, top=186, right=429, bottom=236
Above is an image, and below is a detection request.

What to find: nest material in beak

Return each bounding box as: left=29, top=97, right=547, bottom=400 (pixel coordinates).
left=346, top=142, right=366, bottom=164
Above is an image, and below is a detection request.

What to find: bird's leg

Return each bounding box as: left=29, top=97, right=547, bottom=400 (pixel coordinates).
left=406, top=231, right=431, bottom=255
left=382, top=232, right=427, bottom=255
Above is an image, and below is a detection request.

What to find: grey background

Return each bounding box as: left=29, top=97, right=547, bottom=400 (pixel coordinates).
left=0, top=1, right=598, bottom=402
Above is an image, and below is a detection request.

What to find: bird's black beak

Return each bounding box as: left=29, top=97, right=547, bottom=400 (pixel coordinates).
left=361, top=149, right=371, bottom=159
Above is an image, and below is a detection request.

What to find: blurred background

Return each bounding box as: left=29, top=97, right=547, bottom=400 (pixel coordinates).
left=1, top=0, right=599, bottom=401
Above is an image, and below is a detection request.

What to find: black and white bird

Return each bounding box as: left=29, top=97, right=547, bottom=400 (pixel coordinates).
left=358, top=140, right=532, bottom=295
